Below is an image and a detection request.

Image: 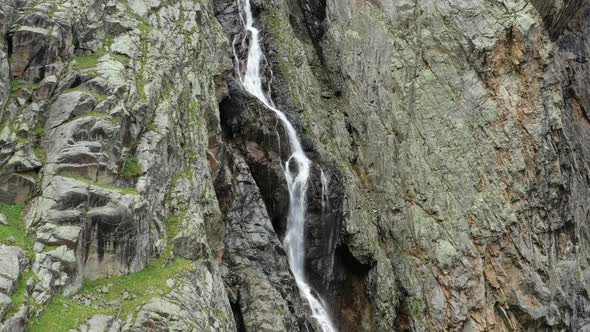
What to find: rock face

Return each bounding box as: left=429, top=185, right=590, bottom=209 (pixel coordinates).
left=1, top=0, right=235, bottom=330
left=215, top=143, right=310, bottom=331
left=0, top=245, right=27, bottom=321
left=239, top=0, right=590, bottom=331
left=1, top=0, right=590, bottom=331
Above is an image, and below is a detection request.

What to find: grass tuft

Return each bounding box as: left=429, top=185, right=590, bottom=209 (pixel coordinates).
left=9, top=80, right=40, bottom=97
left=0, top=203, right=33, bottom=255
left=72, top=50, right=106, bottom=70
left=5, top=269, right=33, bottom=318
left=121, top=155, right=143, bottom=179
left=33, top=145, right=47, bottom=163
left=0, top=203, right=35, bottom=320
left=29, top=215, right=193, bottom=332
left=28, top=294, right=110, bottom=332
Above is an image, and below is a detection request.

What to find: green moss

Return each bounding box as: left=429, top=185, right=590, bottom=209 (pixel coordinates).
left=121, top=155, right=143, bottom=179
left=137, top=22, right=150, bottom=35
left=103, top=35, right=114, bottom=48
left=30, top=125, right=45, bottom=137
left=5, top=269, right=33, bottom=318
left=135, top=22, right=151, bottom=101
left=30, top=256, right=193, bottom=331
left=0, top=203, right=35, bottom=320
left=30, top=214, right=194, bottom=331
left=166, top=216, right=182, bottom=244
left=42, top=245, right=58, bottom=252
left=93, top=258, right=192, bottom=316
left=60, top=173, right=139, bottom=195
left=28, top=294, right=111, bottom=332
left=15, top=135, right=28, bottom=144
left=114, top=5, right=152, bottom=102
left=33, top=145, right=47, bottom=163
left=9, top=80, right=40, bottom=97
left=0, top=203, right=33, bottom=256
left=409, top=298, right=425, bottom=319
left=214, top=308, right=225, bottom=320
left=111, top=53, right=130, bottom=65
left=72, top=50, right=106, bottom=70
left=136, top=79, right=146, bottom=101
left=4, top=273, right=32, bottom=320
left=145, top=123, right=161, bottom=135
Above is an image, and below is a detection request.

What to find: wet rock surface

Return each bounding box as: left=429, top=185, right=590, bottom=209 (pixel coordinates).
left=214, top=142, right=310, bottom=331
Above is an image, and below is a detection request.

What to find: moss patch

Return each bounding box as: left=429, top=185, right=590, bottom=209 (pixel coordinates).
left=0, top=204, right=35, bottom=321
left=121, top=155, right=143, bottom=179
left=28, top=294, right=110, bottom=332
left=33, top=145, right=47, bottom=163
left=29, top=215, right=193, bottom=332
left=72, top=50, right=107, bottom=70
left=9, top=80, right=40, bottom=97
left=145, top=123, right=162, bottom=135
left=135, top=21, right=151, bottom=101
left=42, top=245, right=58, bottom=253
left=0, top=203, right=33, bottom=256
left=30, top=124, right=45, bottom=137
left=5, top=269, right=33, bottom=318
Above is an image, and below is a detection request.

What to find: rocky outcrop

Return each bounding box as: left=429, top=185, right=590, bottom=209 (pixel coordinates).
left=0, top=245, right=27, bottom=321
left=2, top=0, right=590, bottom=331
left=1, top=0, right=235, bottom=330
left=235, top=0, right=590, bottom=331
left=215, top=141, right=309, bottom=331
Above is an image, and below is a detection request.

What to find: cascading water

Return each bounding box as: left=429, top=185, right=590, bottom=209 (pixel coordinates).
left=233, top=1, right=337, bottom=331
left=320, top=168, right=329, bottom=210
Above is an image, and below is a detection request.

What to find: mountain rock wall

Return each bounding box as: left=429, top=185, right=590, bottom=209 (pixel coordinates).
left=1, top=0, right=589, bottom=331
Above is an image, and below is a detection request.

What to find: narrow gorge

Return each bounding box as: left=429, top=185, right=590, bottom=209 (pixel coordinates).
left=1, top=0, right=590, bottom=331
left=233, top=0, right=335, bottom=330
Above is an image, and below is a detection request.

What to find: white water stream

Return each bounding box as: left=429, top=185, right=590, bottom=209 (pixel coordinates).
left=234, top=1, right=336, bottom=331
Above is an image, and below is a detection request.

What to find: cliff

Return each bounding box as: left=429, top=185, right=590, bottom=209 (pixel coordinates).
left=0, top=0, right=589, bottom=331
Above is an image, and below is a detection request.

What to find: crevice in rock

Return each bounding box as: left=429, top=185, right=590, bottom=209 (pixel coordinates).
left=218, top=86, right=290, bottom=238
left=6, top=29, right=13, bottom=61
left=507, top=304, right=559, bottom=330
left=295, top=0, right=327, bottom=59
left=280, top=0, right=341, bottom=97
left=229, top=298, right=247, bottom=332
left=330, top=245, right=373, bottom=332
left=530, top=0, right=587, bottom=40
left=217, top=60, right=375, bottom=332
left=395, top=288, right=413, bottom=331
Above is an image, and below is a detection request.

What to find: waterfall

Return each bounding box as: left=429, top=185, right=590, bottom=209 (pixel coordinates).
left=234, top=1, right=337, bottom=331
left=320, top=168, right=329, bottom=210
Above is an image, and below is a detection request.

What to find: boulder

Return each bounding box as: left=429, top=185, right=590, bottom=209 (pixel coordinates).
left=45, top=91, right=97, bottom=129
left=0, top=245, right=27, bottom=295
left=0, top=293, right=12, bottom=321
